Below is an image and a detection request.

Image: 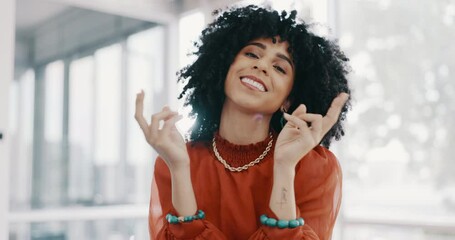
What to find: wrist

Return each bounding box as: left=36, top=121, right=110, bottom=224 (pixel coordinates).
left=168, top=159, right=191, bottom=173
left=170, top=164, right=192, bottom=183
left=273, top=161, right=296, bottom=174
left=270, top=162, right=297, bottom=220
left=170, top=163, right=197, bottom=216
left=274, top=149, right=311, bottom=169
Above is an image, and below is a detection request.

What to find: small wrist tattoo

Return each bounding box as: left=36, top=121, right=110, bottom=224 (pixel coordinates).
left=278, top=187, right=288, bottom=209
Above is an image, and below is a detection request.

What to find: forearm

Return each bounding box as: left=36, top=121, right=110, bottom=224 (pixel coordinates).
left=170, top=164, right=198, bottom=216
left=269, top=163, right=297, bottom=220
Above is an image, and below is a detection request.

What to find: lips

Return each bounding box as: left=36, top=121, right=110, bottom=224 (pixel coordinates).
left=240, top=75, right=268, bottom=92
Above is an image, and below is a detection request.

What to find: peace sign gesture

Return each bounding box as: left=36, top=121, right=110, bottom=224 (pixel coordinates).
left=274, top=93, right=349, bottom=167
left=134, top=90, right=190, bottom=170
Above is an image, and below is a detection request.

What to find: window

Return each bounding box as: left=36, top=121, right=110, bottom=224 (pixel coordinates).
left=94, top=44, right=122, bottom=166
left=68, top=56, right=95, bottom=203
left=126, top=27, right=162, bottom=166
left=175, top=11, right=205, bottom=134
left=126, top=27, right=165, bottom=202
left=44, top=61, right=64, bottom=143
left=9, top=219, right=147, bottom=240
left=9, top=26, right=165, bottom=239
left=9, top=70, right=35, bottom=211
left=337, top=0, right=455, bottom=239
left=39, top=60, right=65, bottom=208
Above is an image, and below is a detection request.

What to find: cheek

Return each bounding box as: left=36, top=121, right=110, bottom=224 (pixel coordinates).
left=224, top=70, right=236, bottom=95
left=224, top=59, right=244, bottom=91
left=225, top=62, right=238, bottom=82
left=278, top=77, right=294, bottom=94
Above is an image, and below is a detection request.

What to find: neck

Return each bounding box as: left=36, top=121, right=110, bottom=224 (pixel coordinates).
left=219, top=101, right=272, bottom=145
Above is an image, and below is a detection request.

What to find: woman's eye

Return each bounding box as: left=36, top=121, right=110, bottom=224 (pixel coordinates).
left=274, top=65, right=286, bottom=74
left=245, top=52, right=259, bottom=58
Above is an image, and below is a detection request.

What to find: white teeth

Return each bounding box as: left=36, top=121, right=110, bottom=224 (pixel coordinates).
left=241, top=77, right=266, bottom=92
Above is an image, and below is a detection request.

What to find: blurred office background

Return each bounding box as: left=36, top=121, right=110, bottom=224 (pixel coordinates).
left=0, top=0, right=454, bottom=239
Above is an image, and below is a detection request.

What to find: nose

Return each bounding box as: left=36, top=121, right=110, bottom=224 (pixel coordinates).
left=253, top=65, right=268, bottom=76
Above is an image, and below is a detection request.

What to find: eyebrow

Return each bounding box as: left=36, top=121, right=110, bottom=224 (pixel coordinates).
left=246, top=42, right=294, bottom=69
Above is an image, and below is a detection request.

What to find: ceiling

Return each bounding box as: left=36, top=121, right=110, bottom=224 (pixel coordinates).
left=14, top=0, right=224, bottom=33
left=16, top=0, right=70, bottom=31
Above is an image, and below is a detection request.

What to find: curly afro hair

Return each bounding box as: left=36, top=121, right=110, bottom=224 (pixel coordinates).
left=178, top=4, right=352, bottom=148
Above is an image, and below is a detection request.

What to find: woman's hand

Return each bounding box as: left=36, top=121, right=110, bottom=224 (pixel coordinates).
left=136, top=91, right=197, bottom=215
left=274, top=93, right=349, bottom=168
left=134, top=90, right=190, bottom=170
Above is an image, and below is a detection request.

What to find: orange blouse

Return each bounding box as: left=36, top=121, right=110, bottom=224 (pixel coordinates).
left=149, top=132, right=342, bottom=240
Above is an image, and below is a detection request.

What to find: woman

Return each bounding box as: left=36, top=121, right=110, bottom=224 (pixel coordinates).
left=135, top=5, right=351, bottom=240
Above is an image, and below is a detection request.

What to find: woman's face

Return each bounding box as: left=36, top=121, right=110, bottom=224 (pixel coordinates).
left=224, top=37, right=295, bottom=115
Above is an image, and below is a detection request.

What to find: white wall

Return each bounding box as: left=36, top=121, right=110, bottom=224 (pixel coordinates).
left=0, top=0, right=15, bottom=238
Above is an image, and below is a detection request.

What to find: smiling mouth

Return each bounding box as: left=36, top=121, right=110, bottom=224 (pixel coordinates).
left=240, top=76, right=267, bottom=92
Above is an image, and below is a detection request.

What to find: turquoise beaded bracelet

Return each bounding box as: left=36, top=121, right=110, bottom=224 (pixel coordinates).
left=260, top=214, right=305, bottom=228
left=166, top=210, right=205, bottom=224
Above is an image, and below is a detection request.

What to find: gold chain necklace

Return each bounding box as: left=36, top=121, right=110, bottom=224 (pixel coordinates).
left=212, top=133, right=273, bottom=172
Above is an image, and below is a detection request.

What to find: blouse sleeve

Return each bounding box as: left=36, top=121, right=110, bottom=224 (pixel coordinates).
left=248, top=146, right=342, bottom=240
left=149, top=157, right=228, bottom=240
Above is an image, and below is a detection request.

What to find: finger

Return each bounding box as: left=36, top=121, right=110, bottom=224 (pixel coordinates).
left=162, top=114, right=183, bottom=133
left=134, top=90, right=144, bottom=117
left=301, top=114, right=323, bottom=129
left=291, top=104, right=307, bottom=116
left=322, top=93, right=349, bottom=133
left=286, top=104, right=307, bottom=128
left=283, top=112, right=311, bottom=136
left=293, top=113, right=323, bottom=138
left=134, top=90, right=150, bottom=135
left=150, top=109, right=178, bottom=137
